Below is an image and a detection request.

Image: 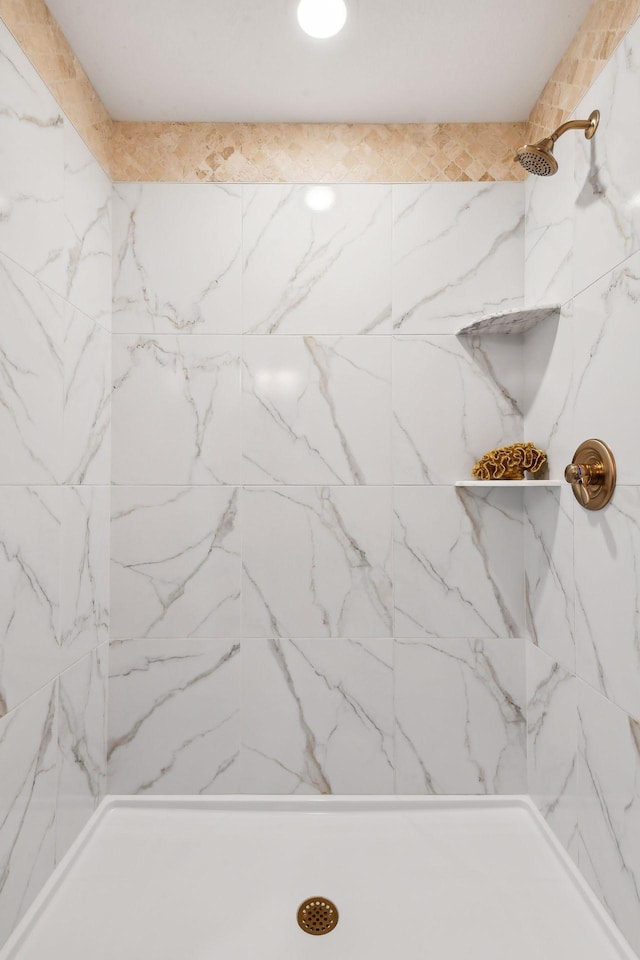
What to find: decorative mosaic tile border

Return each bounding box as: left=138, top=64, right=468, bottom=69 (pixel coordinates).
left=110, top=120, right=528, bottom=183
left=527, top=0, right=640, bottom=142
left=1, top=0, right=638, bottom=181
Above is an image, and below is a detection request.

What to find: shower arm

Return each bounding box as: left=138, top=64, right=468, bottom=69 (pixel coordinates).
left=550, top=115, right=599, bottom=143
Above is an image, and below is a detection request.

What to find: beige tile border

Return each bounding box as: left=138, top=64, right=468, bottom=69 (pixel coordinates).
left=110, top=121, right=528, bottom=183
left=526, top=0, right=640, bottom=142
left=1, top=0, right=638, bottom=182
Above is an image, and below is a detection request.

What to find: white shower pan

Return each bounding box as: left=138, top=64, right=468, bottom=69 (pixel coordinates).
left=1, top=796, right=636, bottom=960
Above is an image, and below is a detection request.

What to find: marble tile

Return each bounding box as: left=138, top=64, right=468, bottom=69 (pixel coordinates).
left=59, top=486, right=110, bottom=672
left=575, top=487, right=640, bottom=721
left=107, top=638, right=239, bottom=795
left=393, top=486, right=523, bottom=638
left=524, top=487, right=575, bottom=672
left=457, top=305, right=557, bottom=336
left=0, top=255, right=65, bottom=485
left=0, top=23, right=64, bottom=292
left=577, top=680, right=640, bottom=957
left=242, top=185, right=391, bottom=335
left=112, top=183, right=241, bottom=334
left=242, top=336, right=391, bottom=484
left=522, top=305, right=574, bottom=477
left=527, top=643, right=578, bottom=859
left=524, top=135, right=576, bottom=308
left=56, top=644, right=107, bottom=861
left=392, top=335, right=522, bottom=484
left=573, top=19, right=640, bottom=297
left=392, top=183, right=524, bottom=334
left=572, top=252, right=640, bottom=484
left=0, top=683, right=57, bottom=950
left=0, top=487, right=61, bottom=717
left=63, top=308, right=111, bottom=485
left=62, top=122, right=112, bottom=329
left=110, top=486, right=241, bottom=639
left=395, top=638, right=526, bottom=794
left=242, top=486, right=393, bottom=638
left=241, top=638, right=394, bottom=794
left=112, top=334, right=241, bottom=485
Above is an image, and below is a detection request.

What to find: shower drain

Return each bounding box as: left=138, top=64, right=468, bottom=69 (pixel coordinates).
left=297, top=897, right=339, bottom=936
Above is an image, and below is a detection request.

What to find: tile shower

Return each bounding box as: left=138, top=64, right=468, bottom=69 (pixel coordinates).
left=1, top=8, right=640, bottom=959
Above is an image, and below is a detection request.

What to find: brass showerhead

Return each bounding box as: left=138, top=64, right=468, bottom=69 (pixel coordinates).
left=515, top=109, right=599, bottom=177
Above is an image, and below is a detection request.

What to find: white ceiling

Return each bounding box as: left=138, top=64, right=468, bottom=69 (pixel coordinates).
left=46, top=0, right=594, bottom=123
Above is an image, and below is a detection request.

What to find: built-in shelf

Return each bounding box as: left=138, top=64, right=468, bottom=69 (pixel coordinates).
left=455, top=480, right=562, bottom=488
left=456, top=304, right=560, bottom=337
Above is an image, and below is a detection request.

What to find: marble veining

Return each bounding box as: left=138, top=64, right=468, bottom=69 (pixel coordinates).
left=572, top=252, right=640, bottom=484
left=62, top=122, right=112, bottom=329
left=242, top=486, right=393, bottom=638
left=0, top=487, right=61, bottom=716
left=392, top=335, right=522, bottom=484
left=56, top=645, right=107, bottom=860
left=63, top=308, right=110, bottom=485
left=242, top=336, right=391, bottom=484
left=0, top=24, right=64, bottom=291
left=457, top=305, right=559, bottom=337
left=107, top=638, right=239, bottom=795
left=577, top=680, right=640, bottom=956
left=241, top=638, right=394, bottom=794
left=575, top=487, right=640, bottom=721
left=242, top=185, right=392, bottom=335
left=524, top=487, right=575, bottom=673
left=0, top=255, right=65, bottom=485
left=527, top=643, right=578, bottom=858
left=393, top=486, right=524, bottom=638
left=524, top=136, right=576, bottom=308
left=573, top=18, right=640, bottom=298
left=0, top=683, right=57, bottom=948
left=112, top=334, right=241, bottom=484
left=59, top=486, right=109, bottom=670
left=392, top=183, right=524, bottom=334
left=522, top=306, right=574, bottom=476
left=395, top=638, right=526, bottom=794
left=112, top=183, right=242, bottom=334
left=110, top=486, right=241, bottom=639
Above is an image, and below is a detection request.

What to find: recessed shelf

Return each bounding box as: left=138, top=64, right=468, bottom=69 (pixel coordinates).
left=456, top=304, right=560, bottom=337
left=455, top=480, right=562, bottom=488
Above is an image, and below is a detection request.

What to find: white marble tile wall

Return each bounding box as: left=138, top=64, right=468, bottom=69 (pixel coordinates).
left=108, top=638, right=240, bottom=795
left=108, top=177, right=528, bottom=803
left=241, top=638, right=394, bottom=794
left=577, top=681, right=640, bottom=957
left=393, top=182, right=524, bottom=333
left=243, top=185, right=391, bottom=335
left=395, top=638, right=526, bottom=794
left=522, top=11, right=640, bottom=952
left=112, top=183, right=241, bottom=334
left=526, top=644, right=578, bottom=859
left=0, top=18, right=110, bottom=949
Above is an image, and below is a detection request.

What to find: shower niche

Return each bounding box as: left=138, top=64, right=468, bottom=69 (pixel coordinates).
left=455, top=302, right=563, bottom=488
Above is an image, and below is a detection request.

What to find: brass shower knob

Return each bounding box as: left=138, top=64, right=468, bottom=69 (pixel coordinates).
left=564, top=439, right=616, bottom=510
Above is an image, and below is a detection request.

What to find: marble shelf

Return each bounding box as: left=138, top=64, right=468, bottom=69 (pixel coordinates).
left=455, top=480, right=562, bottom=488
left=457, top=304, right=560, bottom=336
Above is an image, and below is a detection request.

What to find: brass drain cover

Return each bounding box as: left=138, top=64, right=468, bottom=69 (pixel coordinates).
left=297, top=897, right=339, bottom=936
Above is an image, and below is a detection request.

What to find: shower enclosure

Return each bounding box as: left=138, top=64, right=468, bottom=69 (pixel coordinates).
left=1, top=0, right=640, bottom=956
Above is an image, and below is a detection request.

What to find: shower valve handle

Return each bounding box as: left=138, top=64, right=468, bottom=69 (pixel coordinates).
left=564, top=463, right=599, bottom=506
left=564, top=440, right=616, bottom=511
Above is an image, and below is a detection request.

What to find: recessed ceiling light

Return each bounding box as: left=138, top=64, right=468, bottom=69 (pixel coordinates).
left=304, top=185, right=337, bottom=211
left=297, top=0, right=347, bottom=39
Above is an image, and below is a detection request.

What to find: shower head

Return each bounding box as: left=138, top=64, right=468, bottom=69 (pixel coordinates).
left=516, top=138, right=557, bottom=177
left=515, top=109, right=600, bottom=177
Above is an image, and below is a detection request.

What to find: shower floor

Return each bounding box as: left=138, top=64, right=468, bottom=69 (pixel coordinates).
left=1, top=796, right=635, bottom=960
